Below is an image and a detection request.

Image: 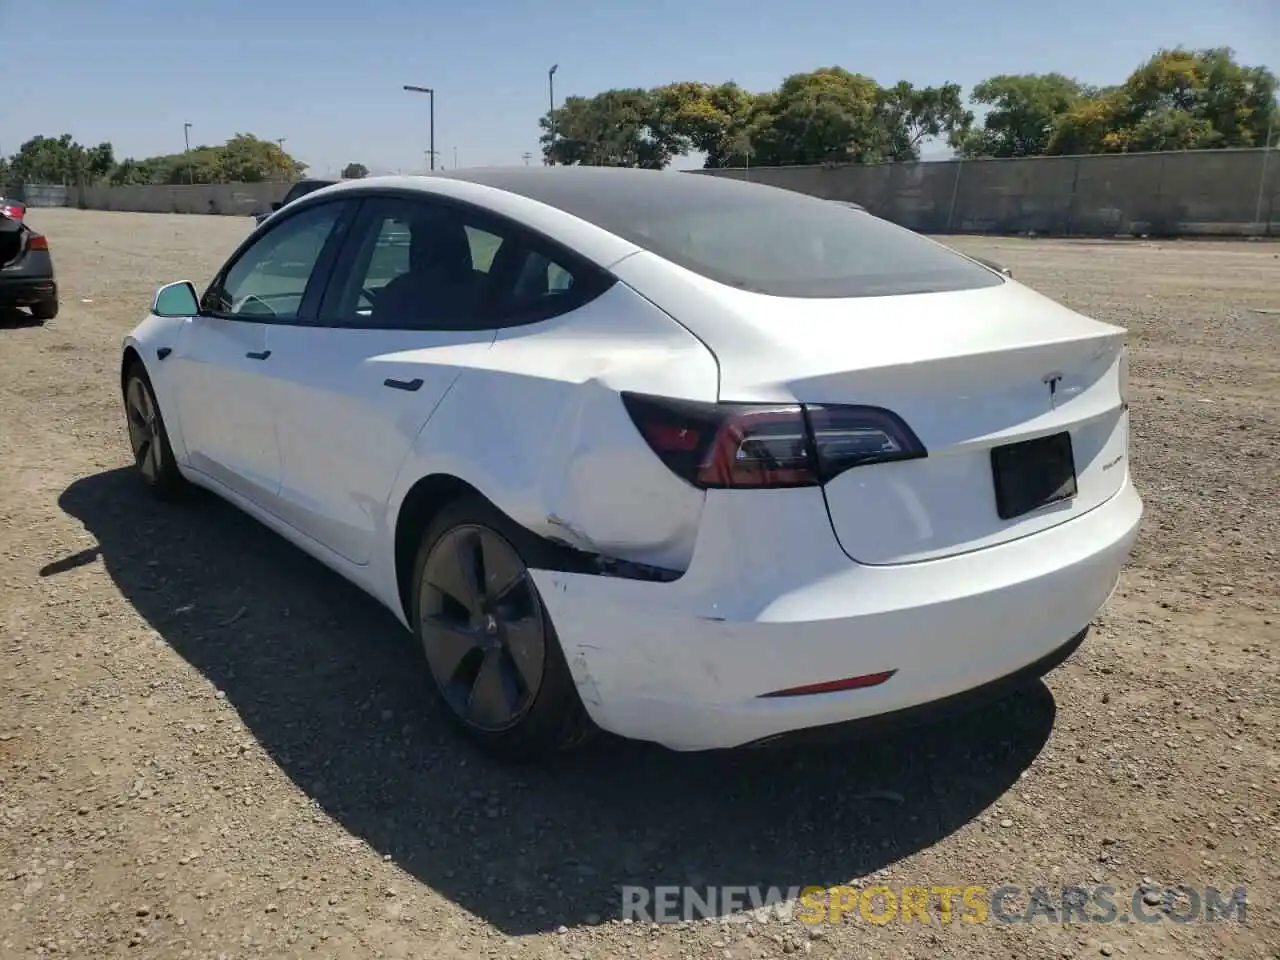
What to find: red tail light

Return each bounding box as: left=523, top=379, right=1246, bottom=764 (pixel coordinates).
left=1, top=204, right=24, bottom=220
left=27, top=233, right=49, bottom=251
left=621, top=392, right=926, bottom=489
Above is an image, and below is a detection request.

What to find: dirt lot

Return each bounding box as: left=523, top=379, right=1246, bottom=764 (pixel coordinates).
left=1, top=210, right=1277, bottom=959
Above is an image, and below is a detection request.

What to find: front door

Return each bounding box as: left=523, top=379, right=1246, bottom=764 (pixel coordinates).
left=172, top=199, right=350, bottom=508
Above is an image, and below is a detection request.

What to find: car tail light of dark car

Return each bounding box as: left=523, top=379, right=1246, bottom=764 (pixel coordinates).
left=27, top=233, right=49, bottom=251
left=621, top=391, right=926, bottom=489
left=1, top=203, right=25, bottom=221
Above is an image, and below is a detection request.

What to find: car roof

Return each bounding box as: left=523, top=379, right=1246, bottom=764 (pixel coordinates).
left=319, top=165, right=805, bottom=210
left=307, top=167, right=843, bottom=265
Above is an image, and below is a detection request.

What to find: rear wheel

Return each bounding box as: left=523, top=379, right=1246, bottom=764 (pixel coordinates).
left=410, top=497, right=593, bottom=760
left=124, top=363, right=186, bottom=500
left=29, top=298, right=57, bottom=322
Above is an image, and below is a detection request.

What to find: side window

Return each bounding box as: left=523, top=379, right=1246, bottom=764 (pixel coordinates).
left=505, top=248, right=582, bottom=314
left=205, top=203, right=344, bottom=321
left=320, top=198, right=505, bottom=330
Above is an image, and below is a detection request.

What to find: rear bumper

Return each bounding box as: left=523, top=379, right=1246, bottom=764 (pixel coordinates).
left=530, top=477, right=1141, bottom=751
left=0, top=273, right=56, bottom=308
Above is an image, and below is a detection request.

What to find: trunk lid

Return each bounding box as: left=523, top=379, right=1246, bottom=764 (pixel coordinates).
left=614, top=255, right=1130, bottom=565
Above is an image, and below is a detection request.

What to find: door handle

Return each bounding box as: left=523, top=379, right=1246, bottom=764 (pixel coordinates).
left=245, top=350, right=271, bottom=360
left=383, top=377, right=423, bottom=392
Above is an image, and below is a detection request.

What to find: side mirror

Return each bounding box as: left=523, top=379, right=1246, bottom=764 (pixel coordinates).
left=152, top=281, right=200, bottom=317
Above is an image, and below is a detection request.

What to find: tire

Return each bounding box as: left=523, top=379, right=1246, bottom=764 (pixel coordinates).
left=410, top=496, right=594, bottom=761
left=29, top=298, right=58, bottom=322
left=123, top=362, right=186, bottom=500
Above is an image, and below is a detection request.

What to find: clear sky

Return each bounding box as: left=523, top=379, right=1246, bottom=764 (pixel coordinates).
left=2, top=0, right=1275, bottom=176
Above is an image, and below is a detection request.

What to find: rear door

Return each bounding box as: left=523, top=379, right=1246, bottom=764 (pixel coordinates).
left=263, top=194, right=510, bottom=564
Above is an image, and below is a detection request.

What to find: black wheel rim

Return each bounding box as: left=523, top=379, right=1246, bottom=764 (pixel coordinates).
left=125, top=377, right=162, bottom=484
left=417, top=524, right=547, bottom=732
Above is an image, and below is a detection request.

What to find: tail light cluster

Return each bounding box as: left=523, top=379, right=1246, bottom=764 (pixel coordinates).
left=621, top=391, right=926, bottom=489
left=27, top=233, right=49, bottom=251
left=1, top=203, right=25, bottom=221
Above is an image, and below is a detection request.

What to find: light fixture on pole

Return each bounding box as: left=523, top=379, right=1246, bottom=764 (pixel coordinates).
left=403, top=84, right=436, bottom=171
left=547, top=64, right=558, bottom=165
left=183, top=122, right=193, bottom=184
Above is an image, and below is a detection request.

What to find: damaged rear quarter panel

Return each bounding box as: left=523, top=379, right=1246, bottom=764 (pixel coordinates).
left=387, top=281, right=719, bottom=571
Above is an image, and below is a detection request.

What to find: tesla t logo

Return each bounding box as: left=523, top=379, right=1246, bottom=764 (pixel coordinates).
left=1043, top=372, right=1064, bottom=407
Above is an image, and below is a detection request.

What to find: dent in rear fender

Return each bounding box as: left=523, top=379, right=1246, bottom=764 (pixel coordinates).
left=385, top=282, right=720, bottom=571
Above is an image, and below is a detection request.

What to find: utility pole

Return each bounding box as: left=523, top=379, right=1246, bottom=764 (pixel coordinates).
left=183, top=121, right=192, bottom=184
left=403, top=85, right=436, bottom=171
left=453, top=146, right=458, bottom=169
left=547, top=64, right=558, bottom=165
left=522, top=152, right=533, bottom=166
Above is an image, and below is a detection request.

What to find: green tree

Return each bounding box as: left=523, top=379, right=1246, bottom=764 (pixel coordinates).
left=651, top=81, right=761, bottom=168
left=109, top=158, right=156, bottom=186
left=217, top=133, right=306, bottom=182
left=540, top=89, right=674, bottom=167
left=953, top=74, right=1085, bottom=157
left=876, top=81, right=973, bottom=161
left=1113, top=47, right=1277, bottom=150
left=341, top=162, right=369, bottom=179
left=749, top=68, right=885, bottom=165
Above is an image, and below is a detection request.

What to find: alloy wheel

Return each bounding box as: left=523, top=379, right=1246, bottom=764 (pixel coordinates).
left=125, top=377, right=162, bottom=483
left=417, top=524, right=547, bottom=731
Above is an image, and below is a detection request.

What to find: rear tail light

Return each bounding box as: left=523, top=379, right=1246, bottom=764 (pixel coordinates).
left=1, top=204, right=23, bottom=220
left=621, top=392, right=926, bottom=489
left=27, top=233, right=49, bottom=251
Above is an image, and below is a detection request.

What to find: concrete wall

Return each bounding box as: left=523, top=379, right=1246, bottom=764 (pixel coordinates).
left=66, top=182, right=290, bottom=217
left=695, top=148, right=1280, bottom=237
left=23, top=148, right=1280, bottom=236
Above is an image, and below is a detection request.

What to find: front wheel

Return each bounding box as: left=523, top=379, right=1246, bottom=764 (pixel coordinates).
left=124, top=364, right=186, bottom=500
left=410, top=497, right=594, bottom=761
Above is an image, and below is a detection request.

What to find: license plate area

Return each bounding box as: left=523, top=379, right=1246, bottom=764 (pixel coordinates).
left=990, top=432, right=1077, bottom=521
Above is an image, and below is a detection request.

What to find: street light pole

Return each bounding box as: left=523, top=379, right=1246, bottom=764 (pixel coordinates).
left=403, top=84, right=436, bottom=171
left=183, top=122, right=192, bottom=184
left=547, top=64, right=558, bottom=165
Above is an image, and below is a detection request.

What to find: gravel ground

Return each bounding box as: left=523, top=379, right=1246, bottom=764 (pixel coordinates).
left=1, top=210, right=1277, bottom=960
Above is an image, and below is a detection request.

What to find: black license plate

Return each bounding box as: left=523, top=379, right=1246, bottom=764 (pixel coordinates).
left=990, top=432, right=1077, bottom=521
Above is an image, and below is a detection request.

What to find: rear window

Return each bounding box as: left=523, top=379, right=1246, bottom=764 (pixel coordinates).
left=581, top=189, right=1004, bottom=298
left=452, top=170, right=1003, bottom=299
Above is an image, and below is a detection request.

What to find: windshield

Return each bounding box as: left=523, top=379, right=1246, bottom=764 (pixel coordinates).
left=450, top=168, right=1004, bottom=299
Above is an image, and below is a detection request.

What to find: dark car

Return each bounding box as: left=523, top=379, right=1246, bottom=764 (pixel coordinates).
left=0, top=212, right=57, bottom=321
left=255, top=178, right=337, bottom=225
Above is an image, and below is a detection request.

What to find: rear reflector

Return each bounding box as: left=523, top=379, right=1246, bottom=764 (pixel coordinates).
left=759, top=670, right=897, bottom=698
left=27, top=233, right=48, bottom=251
left=621, top=392, right=925, bottom=489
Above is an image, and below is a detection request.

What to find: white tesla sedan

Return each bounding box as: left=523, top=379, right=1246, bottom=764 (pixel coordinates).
left=120, top=168, right=1141, bottom=759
